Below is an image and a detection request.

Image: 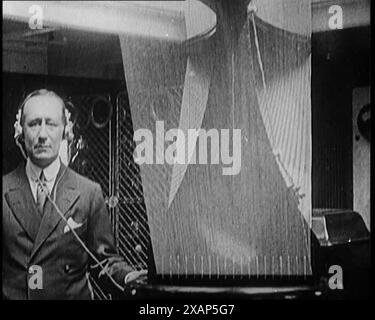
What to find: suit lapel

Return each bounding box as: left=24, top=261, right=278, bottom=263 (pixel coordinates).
left=30, top=164, right=80, bottom=259
left=4, top=164, right=42, bottom=241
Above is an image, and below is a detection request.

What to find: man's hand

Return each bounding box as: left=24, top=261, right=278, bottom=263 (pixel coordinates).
left=124, top=269, right=148, bottom=285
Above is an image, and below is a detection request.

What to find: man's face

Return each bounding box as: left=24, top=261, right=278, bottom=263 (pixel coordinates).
left=22, top=95, right=65, bottom=168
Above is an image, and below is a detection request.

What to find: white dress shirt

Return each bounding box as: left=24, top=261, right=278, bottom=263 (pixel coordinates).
left=25, top=157, right=61, bottom=202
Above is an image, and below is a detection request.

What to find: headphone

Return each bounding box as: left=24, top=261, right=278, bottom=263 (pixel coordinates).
left=14, top=89, right=74, bottom=143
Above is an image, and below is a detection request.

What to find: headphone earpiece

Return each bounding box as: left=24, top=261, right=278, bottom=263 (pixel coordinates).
left=64, top=108, right=74, bottom=142
left=14, top=108, right=23, bottom=140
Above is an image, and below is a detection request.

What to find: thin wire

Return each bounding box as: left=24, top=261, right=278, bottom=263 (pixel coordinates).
left=250, top=11, right=267, bottom=92
left=15, top=137, right=27, bottom=160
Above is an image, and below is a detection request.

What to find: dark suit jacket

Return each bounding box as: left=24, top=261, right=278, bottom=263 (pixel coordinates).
left=3, top=162, right=133, bottom=300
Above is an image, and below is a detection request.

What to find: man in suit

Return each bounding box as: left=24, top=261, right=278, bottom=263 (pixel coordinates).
left=3, top=89, right=146, bottom=299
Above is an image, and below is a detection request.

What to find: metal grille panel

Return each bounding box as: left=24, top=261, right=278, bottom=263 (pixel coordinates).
left=70, top=95, right=111, bottom=197
left=69, top=94, right=112, bottom=300
left=116, top=91, right=150, bottom=271
left=69, top=92, right=151, bottom=299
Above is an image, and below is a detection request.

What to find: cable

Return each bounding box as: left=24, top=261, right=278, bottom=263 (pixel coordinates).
left=248, top=6, right=267, bottom=92
left=15, top=137, right=27, bottom=160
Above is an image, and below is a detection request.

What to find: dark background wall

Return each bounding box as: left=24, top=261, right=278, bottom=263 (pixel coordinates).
left=311, top=26, right=370, bottom=209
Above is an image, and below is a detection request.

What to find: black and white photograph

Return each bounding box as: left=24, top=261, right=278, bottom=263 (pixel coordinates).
left=2, top=0, right=371, bottom=306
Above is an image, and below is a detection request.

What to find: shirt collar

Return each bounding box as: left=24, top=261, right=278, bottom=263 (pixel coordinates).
left=26, top=157, right=61, bottom=182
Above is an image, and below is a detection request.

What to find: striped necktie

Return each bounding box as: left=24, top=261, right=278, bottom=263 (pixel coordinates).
left=36, top=171, right=48, bottom=215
